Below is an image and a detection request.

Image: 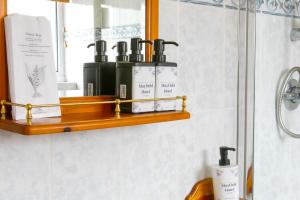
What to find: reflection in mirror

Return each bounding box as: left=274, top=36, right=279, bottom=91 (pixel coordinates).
left=7, top=0, right=146, bottom=97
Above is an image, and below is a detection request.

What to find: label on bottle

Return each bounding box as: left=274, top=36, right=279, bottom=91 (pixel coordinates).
left=120, top=84, right=127, bottom=99
left=155, top=66, right=177, bottom=111
left=87, top=83, right=94, bottom=96
left=132, top=66, right=155, bottom=113
left=212, top=165, right=239, bottom=200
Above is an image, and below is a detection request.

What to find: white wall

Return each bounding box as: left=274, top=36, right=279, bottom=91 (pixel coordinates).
left=0, top=0, right=238, bottom=199
left=254, top=13, right=300, bottom=199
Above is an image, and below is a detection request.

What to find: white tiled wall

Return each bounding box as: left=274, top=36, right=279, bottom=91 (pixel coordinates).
left=254, top=14, right=300, bottom=200
left=0, top=1, right=238, bottom=199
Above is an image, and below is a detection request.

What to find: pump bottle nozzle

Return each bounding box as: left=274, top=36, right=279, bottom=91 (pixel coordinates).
left=163, top=41, right=179, bottom=46
left=139, top=40, right=153, bottom=45
left=152, top=39, right=179, bottom=63
left=112, top=41, right=128, bottom=62
left=219, top=146, right=236, bottom=166
left=87, top=40, right=108, bottom=62
left=87, top=43, right=95, bottom=48
left=129, top=38, right=152, bottom=62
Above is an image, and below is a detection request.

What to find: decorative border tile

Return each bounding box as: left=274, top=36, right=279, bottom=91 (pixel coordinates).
left=100, top=24, right=143, bottom=40
left=65, top=24, right=143, bottom=42
left=258, top=0, right=300, bottom=18
left=180, top=0, right=300, bottom=18
left=180, top=0, right=223, bottom=7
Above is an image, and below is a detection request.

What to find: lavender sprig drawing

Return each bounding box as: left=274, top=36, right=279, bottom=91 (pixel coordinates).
left=25, top=64, right=45, bottom=98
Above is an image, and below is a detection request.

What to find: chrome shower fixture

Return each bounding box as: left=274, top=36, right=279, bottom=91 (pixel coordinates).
left=282, top=78, right=300, bottom=110
left=276, top=67, right=300, bottom=138
left=290, top=28, right=300, bottom=41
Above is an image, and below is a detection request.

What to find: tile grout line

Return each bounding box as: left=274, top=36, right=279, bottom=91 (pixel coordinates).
left=175, top=0, right=181, bottom=199
left=48, top=136, right=53, bottom=200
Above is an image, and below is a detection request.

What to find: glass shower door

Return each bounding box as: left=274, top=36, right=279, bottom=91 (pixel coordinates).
left=247, top=0, right=300, bottom=199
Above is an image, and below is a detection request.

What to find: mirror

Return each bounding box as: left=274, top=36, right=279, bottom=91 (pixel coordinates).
left=7, top=0, right=146, bottom=97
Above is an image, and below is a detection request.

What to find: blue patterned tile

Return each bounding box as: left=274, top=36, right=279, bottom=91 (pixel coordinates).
left=181, top=0, right=300, bottom=18
left=180, top=0, right=223, bottom=7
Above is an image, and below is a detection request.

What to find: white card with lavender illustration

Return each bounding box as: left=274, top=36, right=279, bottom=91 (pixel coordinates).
left=132, top=66, right=155, bottom=113
left=5, top=14, right=61, bottom=120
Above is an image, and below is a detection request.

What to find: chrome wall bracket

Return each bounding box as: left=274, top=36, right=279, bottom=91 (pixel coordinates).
left=290, top=28, right=300, bottom=41
left=276, top=67, right=300, bottom=138
left=283, top=78, right=300, bottom=110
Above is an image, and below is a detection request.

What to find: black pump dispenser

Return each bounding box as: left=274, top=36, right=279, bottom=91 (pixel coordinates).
left=112, top=41, right=128, bottom=62
left=84, top=40, right=116, bottom=96
left=152, top=39, right=178, bottom=63
left=219, top=147, right=235, bottom=166
left=129, top=38, right=152, bottom=62
left=219, top=146, right=236, bottom=166
left=116, top=38, right=156, bottom=113
left=87, top=40, right=108, bottom=62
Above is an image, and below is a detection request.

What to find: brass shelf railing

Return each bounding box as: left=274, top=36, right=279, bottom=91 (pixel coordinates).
left=1, top=96, right=187, bottom=125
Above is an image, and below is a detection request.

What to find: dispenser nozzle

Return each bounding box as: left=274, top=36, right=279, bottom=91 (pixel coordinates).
left=152, top=39, right=179, bottom=63
left=87, top=40, right=108, bottom=62
left=139, top=40, right=153, bottom=45
left=112, top=41, right=128, bottom=62
left=219, top=146, right=236, bottom=166
left=129, top=38, right=151, bottom=62
left=163, top=41, right=179, bottom=46
left=87, top=43, right=95, bottom=48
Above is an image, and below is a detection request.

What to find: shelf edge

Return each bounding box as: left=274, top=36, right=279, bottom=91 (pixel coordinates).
left=0, top=111, right=190, bottom=135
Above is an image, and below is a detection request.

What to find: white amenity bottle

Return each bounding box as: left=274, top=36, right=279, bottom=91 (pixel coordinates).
left=211, top=147, right=239, bottom=200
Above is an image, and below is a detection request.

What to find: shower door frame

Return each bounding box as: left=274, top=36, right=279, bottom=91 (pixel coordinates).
left=237, top=0, right=256, bottom=199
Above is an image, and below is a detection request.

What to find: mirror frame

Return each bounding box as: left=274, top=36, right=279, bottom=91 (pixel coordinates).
left=0, top=0, right=158, bottom=102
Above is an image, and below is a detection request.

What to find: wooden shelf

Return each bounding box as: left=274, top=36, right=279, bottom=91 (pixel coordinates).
left=0, top=0, right=164, bottom=135
left=0, top=96, right=190, bottom=135
left=0, top=111, right=190, bottom=135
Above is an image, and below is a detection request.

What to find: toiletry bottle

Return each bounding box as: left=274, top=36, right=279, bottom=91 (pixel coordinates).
left=152, top=39, right=179, bottom=111
left=83, top=40, right=116, bottom=96
left=212, top=147, right=239, bottom=200
left=116, top=38, right=155, bottom=113
left=113, top=41, right=128, bottom=98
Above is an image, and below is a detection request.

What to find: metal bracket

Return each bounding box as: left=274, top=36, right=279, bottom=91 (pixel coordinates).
left=283, top=78, right=300, bottom=110
left=291, top=28, right=300, bottom=41
left=276, top=67, right=300, bottom=138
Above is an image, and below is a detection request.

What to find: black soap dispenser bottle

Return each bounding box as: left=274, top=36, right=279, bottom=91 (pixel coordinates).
left=116, top=38, right=155, bottom=113
left=83, top=40, right=116, bottom=96
left=152, top=39, right=179, bottom=111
